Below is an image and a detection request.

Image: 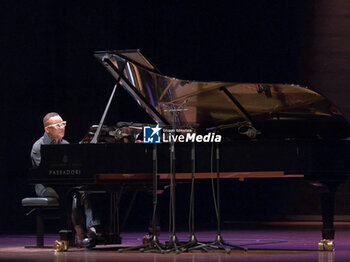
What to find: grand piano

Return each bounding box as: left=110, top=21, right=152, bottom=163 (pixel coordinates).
left=28, top=50, right=350, bottom=251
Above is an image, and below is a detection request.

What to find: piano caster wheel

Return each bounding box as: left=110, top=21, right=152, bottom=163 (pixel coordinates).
left=53, top=240, right=69, bottom=252
left=318, top=239, right=334, bottom=251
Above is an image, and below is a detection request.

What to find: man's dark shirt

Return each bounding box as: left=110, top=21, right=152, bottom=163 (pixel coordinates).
left=31, top=132, right=69, bottom=167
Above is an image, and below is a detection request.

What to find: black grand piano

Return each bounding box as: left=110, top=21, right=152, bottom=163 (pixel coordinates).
left=29, top=50, right=350, bottom=251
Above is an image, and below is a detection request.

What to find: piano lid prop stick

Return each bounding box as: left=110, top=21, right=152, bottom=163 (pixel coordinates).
left=91, top=83, right=119, bottom=144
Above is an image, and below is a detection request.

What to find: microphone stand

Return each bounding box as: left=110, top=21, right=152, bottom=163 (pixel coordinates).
left=163, top=100, right=190, bottom=253
left=164, top=111, right=181, bottom=254
left=180, top=142, right=209, bottom=252
left=119, top=144, right=166, bottom=253
left=141, top=144, right=166, bottom=253
left=206, top=142, right=247, bottom=253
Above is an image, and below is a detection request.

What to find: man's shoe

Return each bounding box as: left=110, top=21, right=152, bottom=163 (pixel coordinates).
left=87, top=227, right=97, bottom=239
left=76, top=237, right=96, bottom=248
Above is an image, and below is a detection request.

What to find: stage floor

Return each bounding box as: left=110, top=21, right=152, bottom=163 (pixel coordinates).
left=1, top=222, right=350, bottom=262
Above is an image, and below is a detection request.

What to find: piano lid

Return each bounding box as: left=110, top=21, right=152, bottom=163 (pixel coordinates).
left=94, top=50, right=350, bottom=138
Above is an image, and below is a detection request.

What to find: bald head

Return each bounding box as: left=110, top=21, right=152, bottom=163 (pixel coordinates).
left=43, top=112, right=66, bottom=142
left=43, top=112, right=60, bottom=127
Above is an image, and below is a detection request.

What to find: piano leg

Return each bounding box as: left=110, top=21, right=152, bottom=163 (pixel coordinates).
left=108, top=190, right=122, bottom=244
left=312, top=180, right=342, bottom=251
left=53, top=188, right=78, bottom=251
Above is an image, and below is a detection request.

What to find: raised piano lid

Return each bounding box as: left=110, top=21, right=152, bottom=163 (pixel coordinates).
left=94, top=50, right=350, bottom=139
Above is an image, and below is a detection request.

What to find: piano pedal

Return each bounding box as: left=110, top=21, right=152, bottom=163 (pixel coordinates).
left=318, top=239, right=334, bottom=251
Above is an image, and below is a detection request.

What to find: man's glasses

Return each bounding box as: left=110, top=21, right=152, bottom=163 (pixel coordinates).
left=46, top=121, right=67, bottom=129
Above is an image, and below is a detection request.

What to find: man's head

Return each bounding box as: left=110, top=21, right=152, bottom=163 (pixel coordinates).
left=43, top=112, right=66, bottom=142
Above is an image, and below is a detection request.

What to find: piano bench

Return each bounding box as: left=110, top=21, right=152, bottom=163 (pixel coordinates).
left=21, top=197, right=60, bottom=248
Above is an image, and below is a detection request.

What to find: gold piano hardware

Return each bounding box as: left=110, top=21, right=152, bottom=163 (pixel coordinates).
left=53, top=240, right=68, bottom=252
left=318, top=239, right=334, bottom=251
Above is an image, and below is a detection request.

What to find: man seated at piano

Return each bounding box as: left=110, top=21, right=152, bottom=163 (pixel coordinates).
left=31, top=112, right=101, bottom=248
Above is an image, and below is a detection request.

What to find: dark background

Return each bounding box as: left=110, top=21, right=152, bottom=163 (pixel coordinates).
left=1, top=1, right=350, bottom=235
